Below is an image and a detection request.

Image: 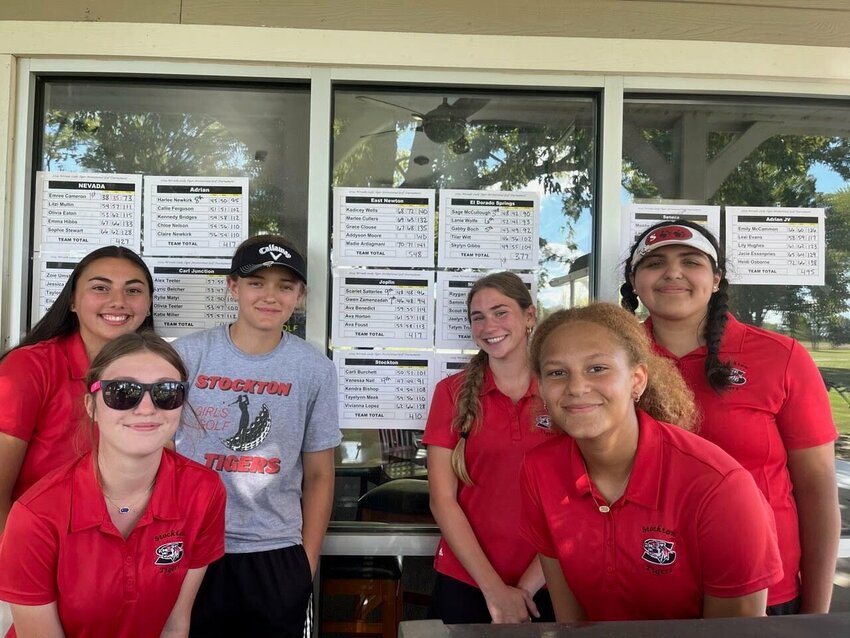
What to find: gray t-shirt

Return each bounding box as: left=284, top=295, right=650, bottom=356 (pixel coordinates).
left=174, top=325, right=341, bottom=553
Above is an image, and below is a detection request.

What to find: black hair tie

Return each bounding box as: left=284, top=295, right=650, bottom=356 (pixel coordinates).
left=459, top=431, right=469, bottom=439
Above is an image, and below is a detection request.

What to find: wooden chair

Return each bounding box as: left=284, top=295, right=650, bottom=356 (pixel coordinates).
left=319, top=479, right=434, bottom=637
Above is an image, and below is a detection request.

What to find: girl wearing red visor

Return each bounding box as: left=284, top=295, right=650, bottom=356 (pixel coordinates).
left=622, top=220, right=839, bottom=615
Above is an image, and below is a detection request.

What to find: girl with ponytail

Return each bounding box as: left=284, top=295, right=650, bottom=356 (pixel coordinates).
left=622, top=219, right=839, bottom=615
left=423, top=272, right=556, bottom=625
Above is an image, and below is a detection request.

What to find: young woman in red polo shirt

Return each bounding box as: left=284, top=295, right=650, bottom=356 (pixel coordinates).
left=0, top=246, right=155, bottom=533
left=424, top=271, right=556, bottom=624
left=521, top=303, right=782, bottom=621
left=621, top=220, right=839, bottom=614
left=0, top=331, right=225, bottom=638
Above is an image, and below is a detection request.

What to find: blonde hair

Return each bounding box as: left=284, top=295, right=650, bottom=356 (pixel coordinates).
left=451, top=272, right=534, bottom=484
left=529, top=303, right=697, bottom=430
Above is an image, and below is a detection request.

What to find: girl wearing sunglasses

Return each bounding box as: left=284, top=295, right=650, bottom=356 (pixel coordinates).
left=0, top=246, right=155, bottom=535
left=173, top=235, right=340, bottom=637
left=0, top=331, right=226, bottom=638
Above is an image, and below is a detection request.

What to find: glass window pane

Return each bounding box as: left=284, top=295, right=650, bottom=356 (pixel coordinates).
left=331, top=87, right=598, bottom=524
left=622, top=95, right=850, bottom=534
left=333, top=88, right=597, bottom=313
left=35, top=79, right=310, bottom=333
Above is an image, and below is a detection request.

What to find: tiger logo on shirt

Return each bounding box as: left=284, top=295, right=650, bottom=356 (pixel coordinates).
left=642, top=539, right=676, bottom=565
left=155, top=541, right=184, bottom=565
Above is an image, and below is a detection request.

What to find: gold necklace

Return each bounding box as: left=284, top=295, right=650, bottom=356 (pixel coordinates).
left=589, top=471, right=631, bottom=514
left=103, top=480, right=156, bottom=515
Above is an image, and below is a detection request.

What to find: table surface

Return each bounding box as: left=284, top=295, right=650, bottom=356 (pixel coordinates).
left=398, top=613, right=850, bottom=638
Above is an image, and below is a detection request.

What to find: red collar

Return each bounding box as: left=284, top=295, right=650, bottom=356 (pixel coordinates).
left=70, top=449, right=182, bottom=533
left=64, top=332, right=90, bottom=380
left=644, top=313, right=746, bottom=358
left=479, top=366, right=539, bottom=400
left=568, top=410, right=664, bottom=511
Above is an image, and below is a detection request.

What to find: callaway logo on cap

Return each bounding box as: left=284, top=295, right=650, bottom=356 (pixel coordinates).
left=230, top=238, right=307, bottom=283
left=631, top=224, right=718, bottom=268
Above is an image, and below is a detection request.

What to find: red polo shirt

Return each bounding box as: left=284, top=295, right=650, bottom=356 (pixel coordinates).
left=520, top=410, right=782, bottom=620
left=0, top=332, right=90, bottom=500
left=423, top=368, right=556, bottom=587
left=645, top=314, right=837, bottom=605
left=0, top=449, right=225, bottom=638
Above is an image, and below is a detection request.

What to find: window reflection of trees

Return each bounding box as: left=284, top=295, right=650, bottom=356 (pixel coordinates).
left=622, top=99, right=850, bottom=457
left=39, top=82, right=310, bottom=336
left=622, top=101, right=850, bottom=345
left=332, top=91, right=597, bottom=309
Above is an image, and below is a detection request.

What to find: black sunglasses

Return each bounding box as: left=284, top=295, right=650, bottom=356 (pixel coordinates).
left=90, top=380, right=189, bottom=411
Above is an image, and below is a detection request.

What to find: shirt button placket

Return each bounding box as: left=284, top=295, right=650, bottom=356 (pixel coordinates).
left=123, top=548, right=138, bottom=600
left=604, top=515, right=616, bottom=582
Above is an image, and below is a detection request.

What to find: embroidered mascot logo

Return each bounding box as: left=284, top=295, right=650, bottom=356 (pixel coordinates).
left=535, top=414, right=552, bottom=430
left=642, top=539, right=676, bottom=565
left=728, top=367, right=747, bottom=386
left=155, top=541, right=184, bottom=565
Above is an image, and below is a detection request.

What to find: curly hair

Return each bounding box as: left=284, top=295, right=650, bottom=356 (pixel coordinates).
left=451, top=272, right=534, bottom=484
left=529, top=303, right=697, bottom=431
left=621, top=219, right=733, bottom=393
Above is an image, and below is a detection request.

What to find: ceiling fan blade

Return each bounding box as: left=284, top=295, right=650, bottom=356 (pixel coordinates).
left=359, top=128, right=400, bottom=139
left=467, top=119, right=546, bottom=128
left=356, top=95, right=426, bottom=119
left=448, top=97, right=489, bottom=120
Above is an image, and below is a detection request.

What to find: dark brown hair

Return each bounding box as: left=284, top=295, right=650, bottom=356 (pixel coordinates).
left=1, top=246, right=154, bottom=362
left=621, top=219, right=733, bottom=392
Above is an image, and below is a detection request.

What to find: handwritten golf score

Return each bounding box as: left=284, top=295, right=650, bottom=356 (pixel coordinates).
left=621, top=203, right=720, bottom=261
left=435, top=353, right=473, bottom=381
left=332, top=269, right=434, bottom=348
left=144, top=258, right=237, bottom=338
left=334, top=351, right=435, bottom=429
left=333, top=187, right=435, bottom=267
left=143, top=176, right=249, bottom=257
left=31, top=255, right=77, bottom=322
left=438, top=190, right=539, bottom=269
left=434, top=271, right=536, bottom=349
left=725, top=207, right=825, bottom=285
left=34, top=172, right=142, bottom=254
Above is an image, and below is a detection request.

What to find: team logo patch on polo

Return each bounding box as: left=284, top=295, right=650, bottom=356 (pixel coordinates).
left=642, top=539, right=676, bottom=565
left=155, top=541, right=184, bottom=565
left=646, top=226, right=693, bottom=245
left=729, top=367, right=747, bottom=385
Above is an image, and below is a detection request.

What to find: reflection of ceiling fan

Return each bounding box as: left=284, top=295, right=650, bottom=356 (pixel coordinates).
left=357, top=96, right=490, bottom=153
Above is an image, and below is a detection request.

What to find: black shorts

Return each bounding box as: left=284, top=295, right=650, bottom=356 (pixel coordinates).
left=190, top=544, right=313, bottom=638
left=767, top=596, right=801, bottom=616
left=428, top=572, right=555, bottom=624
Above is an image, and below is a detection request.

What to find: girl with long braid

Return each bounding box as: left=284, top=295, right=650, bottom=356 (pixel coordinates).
left=423, top=272, right=556, bottom=624
left=621, top=219, right=839, bottom=615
